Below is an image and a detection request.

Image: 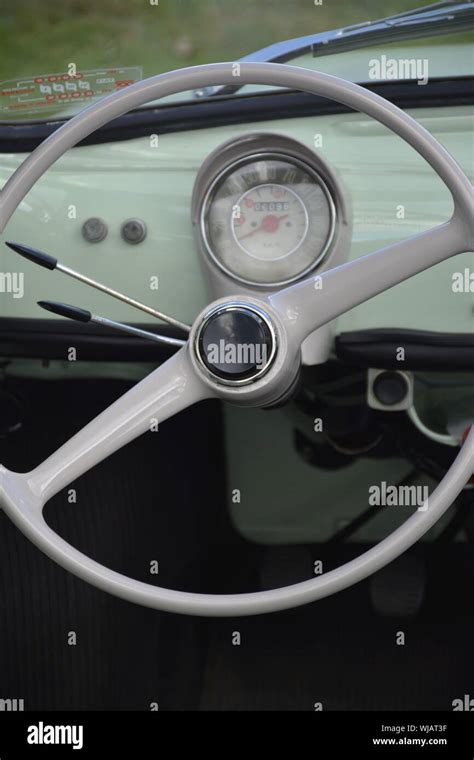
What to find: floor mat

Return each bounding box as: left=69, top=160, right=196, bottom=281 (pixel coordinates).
left=0, top=377, right=232, bottom=710
left=200, top=546, right=474, bottom=711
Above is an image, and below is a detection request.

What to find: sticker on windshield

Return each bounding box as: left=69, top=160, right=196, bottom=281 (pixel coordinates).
left=0, top=67, right=143, bottom=117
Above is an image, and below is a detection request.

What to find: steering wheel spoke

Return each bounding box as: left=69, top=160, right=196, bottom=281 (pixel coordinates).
left=0, top=348, right=211, bottom=513
left=269, top=215, right=472, bottom=345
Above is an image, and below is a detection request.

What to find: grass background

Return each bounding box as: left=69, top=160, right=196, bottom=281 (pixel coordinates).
left=1, top=0, right=428, bottom=81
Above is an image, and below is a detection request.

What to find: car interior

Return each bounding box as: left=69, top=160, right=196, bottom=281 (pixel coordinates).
left=0, top=0, right=473, bottom=714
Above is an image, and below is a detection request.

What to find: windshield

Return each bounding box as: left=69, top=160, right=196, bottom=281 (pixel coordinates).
left=0, top=0, right=470, bottom=123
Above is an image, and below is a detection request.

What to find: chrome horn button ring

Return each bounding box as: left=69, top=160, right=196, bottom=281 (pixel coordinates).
left=194, top=302, right=277, bottom=386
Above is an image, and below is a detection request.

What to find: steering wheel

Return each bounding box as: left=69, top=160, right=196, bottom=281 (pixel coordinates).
left=0, top=63, right=472, bottom=617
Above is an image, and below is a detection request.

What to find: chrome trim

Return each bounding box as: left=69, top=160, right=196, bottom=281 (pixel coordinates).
left=199, top=151, right=337, bottom=288
left=57, top=262, right=190, bottom=333
left=194, top=302, right=278, bottom=387
left=93, top=315, right=186, bottom=348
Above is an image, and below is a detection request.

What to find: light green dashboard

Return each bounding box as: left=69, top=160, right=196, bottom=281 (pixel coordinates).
left=0, top=105, right=473, bottom=344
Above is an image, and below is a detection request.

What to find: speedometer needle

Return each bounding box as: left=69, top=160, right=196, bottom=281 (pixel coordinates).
left=238, top=214, right=289, bottom=241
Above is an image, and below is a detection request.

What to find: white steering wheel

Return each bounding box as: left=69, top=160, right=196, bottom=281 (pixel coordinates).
left=0, top=63, right=473, bottom=616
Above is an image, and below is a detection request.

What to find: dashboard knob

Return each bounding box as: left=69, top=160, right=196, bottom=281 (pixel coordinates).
left=121, top=218, right=147, bottom=245
left=81, top=217, right=108, bottom=243
left=373, top=371, right=410, bottom=407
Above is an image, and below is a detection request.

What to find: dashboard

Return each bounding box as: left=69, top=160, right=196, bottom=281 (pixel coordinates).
left=0, top=103, right=473, bottom=371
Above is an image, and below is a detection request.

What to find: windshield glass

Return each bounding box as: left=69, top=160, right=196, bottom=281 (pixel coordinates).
left=0, top=0, right=469, bottom=123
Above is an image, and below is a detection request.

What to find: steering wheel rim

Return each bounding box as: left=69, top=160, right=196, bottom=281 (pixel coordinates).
left=0, top=62, right=472, bottom=617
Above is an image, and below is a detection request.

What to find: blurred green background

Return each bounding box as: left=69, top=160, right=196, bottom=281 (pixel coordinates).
left=0, top=0, right=429, bottom=80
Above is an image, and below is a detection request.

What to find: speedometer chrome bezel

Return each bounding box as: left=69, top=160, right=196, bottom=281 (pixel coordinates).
left=199, top=150, right=337, bottom=288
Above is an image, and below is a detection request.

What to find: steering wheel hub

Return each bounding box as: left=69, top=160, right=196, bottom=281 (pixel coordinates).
left=195, top=302, right=277, bottom=385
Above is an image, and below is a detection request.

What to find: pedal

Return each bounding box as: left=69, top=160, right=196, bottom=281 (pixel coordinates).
left=370, top=554, right=426, bottom=618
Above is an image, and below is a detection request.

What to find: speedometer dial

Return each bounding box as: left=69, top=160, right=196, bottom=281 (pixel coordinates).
left=232, top=184, right=308, bottom=261
left=200, top=153, right=336, bottom=286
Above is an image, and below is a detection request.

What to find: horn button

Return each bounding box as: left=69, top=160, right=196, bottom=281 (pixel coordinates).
left=195, top=304, right=277, bottom=385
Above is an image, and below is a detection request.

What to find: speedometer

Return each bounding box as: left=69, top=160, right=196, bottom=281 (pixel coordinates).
left=194, top=138, right=338, bottom=287
left=232, top=182, right=308, bottom=261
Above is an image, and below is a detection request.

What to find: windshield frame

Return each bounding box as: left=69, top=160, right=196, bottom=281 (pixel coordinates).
left=0, top=0, right=472, bottom=137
